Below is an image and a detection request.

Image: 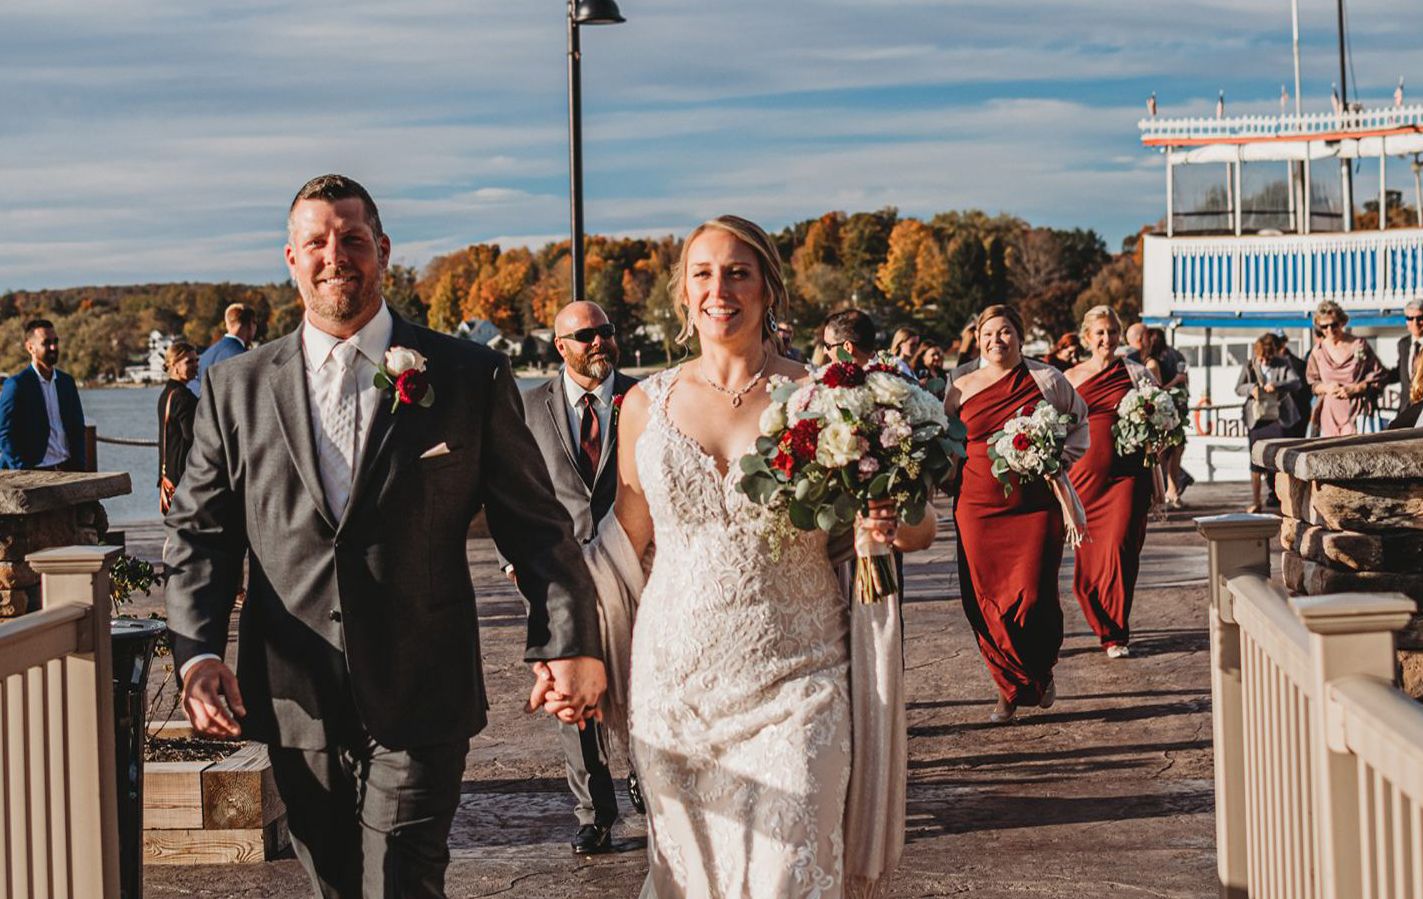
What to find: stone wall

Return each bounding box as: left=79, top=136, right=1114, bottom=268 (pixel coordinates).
left=0, top=471, right=132, bottom=618
left=1255, top=431, right=1423, bottom=696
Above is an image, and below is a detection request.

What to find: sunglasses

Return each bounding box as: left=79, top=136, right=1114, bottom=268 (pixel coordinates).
left=557, top=323, right=616, bottom=343
left=1407, top=315, right=1423, bottom=323
left=1317, top=321, right=1342, bottom=331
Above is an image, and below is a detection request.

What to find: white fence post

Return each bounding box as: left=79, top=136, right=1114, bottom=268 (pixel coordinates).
left=28, top=545, right=122, bottom=899
left=1196, top=513, right=1279, bottom=899
left=1292, top=592, right=1416, bottom=899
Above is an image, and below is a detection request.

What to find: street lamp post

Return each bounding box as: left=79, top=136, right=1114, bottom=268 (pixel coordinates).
left=566, top=0, right=625, bottom=300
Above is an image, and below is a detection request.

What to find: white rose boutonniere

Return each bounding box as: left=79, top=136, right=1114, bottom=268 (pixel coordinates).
left=374, top=346, right=435, bottom=413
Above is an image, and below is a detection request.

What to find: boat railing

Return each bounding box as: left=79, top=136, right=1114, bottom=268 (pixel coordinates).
left=1142, top=230, right=1423, bottom=314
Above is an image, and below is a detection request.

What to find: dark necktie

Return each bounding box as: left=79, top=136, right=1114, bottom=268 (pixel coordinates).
left=578, top=393, right=601, bottom=486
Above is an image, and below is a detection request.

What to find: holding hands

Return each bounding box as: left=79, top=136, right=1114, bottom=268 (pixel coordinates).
left=528, top=656, right=608, bottom=730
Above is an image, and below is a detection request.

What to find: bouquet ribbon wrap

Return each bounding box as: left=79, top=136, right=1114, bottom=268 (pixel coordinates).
left=852, top=521, right=899, bottom=604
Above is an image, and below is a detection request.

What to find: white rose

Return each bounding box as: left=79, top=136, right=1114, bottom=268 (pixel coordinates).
left=384, top=346, right=427, bottom=375
left=816, top=420, right=863, bottom=468
left=759, top=402, right=787, bottom=436
left=866, top=371, right=911, bottom=407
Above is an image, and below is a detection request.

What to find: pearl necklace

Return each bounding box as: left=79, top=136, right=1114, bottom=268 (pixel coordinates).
left=701, top=353, right=770, bottom=407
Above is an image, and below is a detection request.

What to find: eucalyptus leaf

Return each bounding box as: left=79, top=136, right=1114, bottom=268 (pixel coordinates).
left=832, top=492, right=857, bottom=522
left=901, top=501, right=926, bottom=525
left=740, top=454, right=768, bottom=475
left=815, top=505, right=839, bottom=531
left=868, top=473, right=890, bottom=498
left=755, top=435, right=776, bottom=454
left=788, top=501, right=816, bottom=531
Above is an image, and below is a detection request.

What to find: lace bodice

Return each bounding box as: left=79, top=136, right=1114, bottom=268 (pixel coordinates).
left=629, top=367, right=852, bottom=898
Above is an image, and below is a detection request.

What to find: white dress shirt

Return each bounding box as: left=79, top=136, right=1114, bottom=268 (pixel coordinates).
left=34, top=365, right=70, bottom=468
left=561, top=367, right=615, bottom=462
left=180, top=304, right=393, bottom=680
left=303, top=303, right=392, bottom=513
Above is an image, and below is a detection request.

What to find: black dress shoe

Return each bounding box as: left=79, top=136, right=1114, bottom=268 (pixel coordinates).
left=627, top=771, right=646, bottom=815
left=571, top=823, right=613, bottom=855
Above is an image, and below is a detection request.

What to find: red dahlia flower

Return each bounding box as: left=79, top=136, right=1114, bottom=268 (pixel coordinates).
left=820, top=362, right=866, bottom=388
left=1011, top=432, right=1033, bottom=452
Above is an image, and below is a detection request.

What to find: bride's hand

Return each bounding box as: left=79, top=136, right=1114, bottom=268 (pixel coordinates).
left=859, top=499, right=899, bottom=545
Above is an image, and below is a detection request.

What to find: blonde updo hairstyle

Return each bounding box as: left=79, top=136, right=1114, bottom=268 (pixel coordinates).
left=165, top=339, right=197, bottom=378
left=1078, top=304, right=1124, bottom=341
left=670, top=215, right=789, bottom=346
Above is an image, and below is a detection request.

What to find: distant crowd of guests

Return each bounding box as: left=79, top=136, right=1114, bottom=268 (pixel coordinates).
left=1234, top=297, right=1423, bottom=510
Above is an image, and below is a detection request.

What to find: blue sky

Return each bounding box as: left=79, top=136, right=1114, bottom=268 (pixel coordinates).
left=4, top=0, right=1420, bottom=289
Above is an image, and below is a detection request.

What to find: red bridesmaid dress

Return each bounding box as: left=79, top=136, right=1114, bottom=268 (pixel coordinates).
left=954, top=363, right=1064, bottom=707
left=1067, top=360, right=1153, bottom=650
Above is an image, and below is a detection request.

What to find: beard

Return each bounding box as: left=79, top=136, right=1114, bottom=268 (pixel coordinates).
left=569, top=345, right=618, bottom=382
left=301, top=270, right=381, bottom=323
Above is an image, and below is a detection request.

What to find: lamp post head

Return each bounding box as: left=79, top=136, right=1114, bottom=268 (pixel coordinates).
left=572, top=0, right=625, bottom=25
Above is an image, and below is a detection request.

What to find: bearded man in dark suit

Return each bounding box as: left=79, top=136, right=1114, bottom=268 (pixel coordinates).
left=164, top=174, right=605, bottom=899
left=502, top=300, right=638, bottom=855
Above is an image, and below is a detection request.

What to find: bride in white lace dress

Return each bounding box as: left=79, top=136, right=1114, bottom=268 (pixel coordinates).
left=608, top=216, right=936, bottom=898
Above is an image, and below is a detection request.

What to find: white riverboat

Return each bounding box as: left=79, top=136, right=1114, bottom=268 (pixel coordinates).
left=1138, top=102, right=1421, bottom=481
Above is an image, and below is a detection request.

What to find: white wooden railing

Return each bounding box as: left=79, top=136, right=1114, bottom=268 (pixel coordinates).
left=0, top=546, right=121, bottom=899
left=1197, top=514, right=1422, bottom=899
left=1142, top=230, right=1423, bottom=317
left=1140, top=104, right=1423, bottom=145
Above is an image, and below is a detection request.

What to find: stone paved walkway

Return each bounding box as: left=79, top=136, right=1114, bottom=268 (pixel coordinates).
left=139, top=482, right=1249, bottom=898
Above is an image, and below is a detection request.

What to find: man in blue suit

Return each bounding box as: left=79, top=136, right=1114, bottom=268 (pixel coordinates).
left=0, top=319, right=87, bottom=471
left=191, top=303, right=256, bottom=394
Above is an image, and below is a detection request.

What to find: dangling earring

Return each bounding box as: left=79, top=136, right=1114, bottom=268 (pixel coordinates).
left=764, top=309, right=778, bottom=339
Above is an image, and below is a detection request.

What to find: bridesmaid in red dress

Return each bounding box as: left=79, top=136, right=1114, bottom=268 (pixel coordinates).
left=946, top=306, right=1089, bottom=723
left=1064, top=306, right=1158, bottom=660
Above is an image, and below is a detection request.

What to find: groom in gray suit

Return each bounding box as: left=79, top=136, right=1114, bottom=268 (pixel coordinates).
left=164, top=174, right=605, bottom=899
left=502, top=300, right=637, bottom=854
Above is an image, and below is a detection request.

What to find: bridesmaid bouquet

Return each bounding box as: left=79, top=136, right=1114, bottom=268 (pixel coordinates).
left=735, top=354, right=967, bottom=603
left=986, top=403, right=1076, bottom=497
left=1112, top=384, right=1186, bottom=465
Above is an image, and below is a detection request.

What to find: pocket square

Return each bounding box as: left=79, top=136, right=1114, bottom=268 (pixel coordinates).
left=419, top=442, right=452, bottom=459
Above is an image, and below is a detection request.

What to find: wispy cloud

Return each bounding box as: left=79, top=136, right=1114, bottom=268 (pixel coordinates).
left=2, top=0, right=1420, bottom=289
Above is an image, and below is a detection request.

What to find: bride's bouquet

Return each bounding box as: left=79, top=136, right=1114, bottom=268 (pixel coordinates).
left=986, top=403, right=1075, bottom=495
left=735, top=354, right=967, bottom=603
left=1112, top=384, right=1186, bottom=465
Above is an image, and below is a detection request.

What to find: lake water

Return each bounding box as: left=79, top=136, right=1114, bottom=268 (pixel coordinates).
left=82, top=375, right=557, bottom=525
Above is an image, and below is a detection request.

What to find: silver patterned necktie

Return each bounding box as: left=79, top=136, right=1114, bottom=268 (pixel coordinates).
left=319, top=341, right=360, bottom=518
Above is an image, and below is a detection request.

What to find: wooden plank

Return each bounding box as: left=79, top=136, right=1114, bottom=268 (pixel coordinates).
left=142, top=762, right=210, bottom=830
left=202, top=743, right=284, bottom=829
left=140, top=815, right=289, bottom=866
left=142, top=828, right=266, bottom=865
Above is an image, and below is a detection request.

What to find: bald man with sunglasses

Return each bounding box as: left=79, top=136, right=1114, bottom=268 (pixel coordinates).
left=502, top=301, right=641, bottom=854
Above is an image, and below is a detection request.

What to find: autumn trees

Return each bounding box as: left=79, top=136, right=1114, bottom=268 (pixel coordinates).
left=0, top=207, right=1147, bottom=381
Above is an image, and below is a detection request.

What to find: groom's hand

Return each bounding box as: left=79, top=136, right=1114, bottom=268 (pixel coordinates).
left=181, top=659, right=246, bottom=738
left=528, top=657, right=606, bottom=731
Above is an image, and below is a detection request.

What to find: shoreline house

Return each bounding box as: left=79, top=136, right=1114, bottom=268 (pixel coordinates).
left=1137, top=100, right=1423, bottom=480
left=120, top=330, right=175, bottom=385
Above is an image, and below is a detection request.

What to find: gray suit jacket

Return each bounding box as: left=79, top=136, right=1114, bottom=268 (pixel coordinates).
left=164, top=314, right=600, bottom=750
left=520, top=370, right=638, bottom=543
